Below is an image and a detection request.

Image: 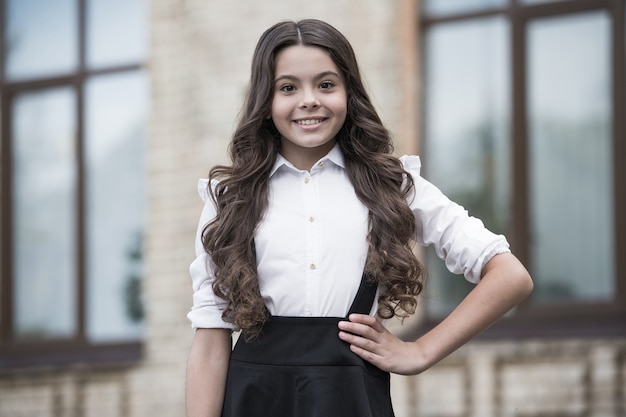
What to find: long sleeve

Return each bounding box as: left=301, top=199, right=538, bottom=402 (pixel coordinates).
left=187, top=179, right=236, bottom=330
left=401, top=155, right=510, bottom=284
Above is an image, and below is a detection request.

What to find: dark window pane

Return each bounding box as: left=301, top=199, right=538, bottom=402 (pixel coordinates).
left=85, top=71, right=148, bottom=342
left=5, top=0, right=77, bottom=81
left=12, top=87, right=77, bottom=340
left=422, top=0, right=506, bottom=17
left=86, top=0, right=147, bottom=68
left=527, top=12, right=613, bottom=302
left=423, top=18, right=510, bottom=316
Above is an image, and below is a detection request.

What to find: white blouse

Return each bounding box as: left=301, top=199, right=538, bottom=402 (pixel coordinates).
left=187, top=145, right=510, bottom=330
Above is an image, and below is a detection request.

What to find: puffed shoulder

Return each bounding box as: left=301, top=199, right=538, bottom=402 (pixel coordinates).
left=399, top=155, right=422, bottom=176
left=197, top=179, right=210, bottom=202
left=197, top=178, right=221, bottom=203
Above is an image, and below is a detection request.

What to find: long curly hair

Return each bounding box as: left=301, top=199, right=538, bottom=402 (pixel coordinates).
left=203, top=19, right=425, bottom=338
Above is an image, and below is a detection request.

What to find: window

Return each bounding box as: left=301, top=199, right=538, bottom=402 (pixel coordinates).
left=420, top=0, right=626, bottom=336
left=0, top=0, right=148, bottom=368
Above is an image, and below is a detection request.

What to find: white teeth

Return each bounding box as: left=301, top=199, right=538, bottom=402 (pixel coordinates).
left=296, top=119, right=322, bottom=126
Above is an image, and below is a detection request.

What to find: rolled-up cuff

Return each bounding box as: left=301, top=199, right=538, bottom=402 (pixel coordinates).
left=464, top=238, right=511, bottom=283
left=187, top=307, right=236, bottom=331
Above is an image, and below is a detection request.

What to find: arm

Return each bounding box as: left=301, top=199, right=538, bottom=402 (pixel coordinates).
left=338, top=252, right=532, bottom=375
left=186, top=328, right=232, bottom=417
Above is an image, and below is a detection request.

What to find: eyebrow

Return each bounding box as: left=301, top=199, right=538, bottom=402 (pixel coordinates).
left=274, top=71, right=341, bottom=84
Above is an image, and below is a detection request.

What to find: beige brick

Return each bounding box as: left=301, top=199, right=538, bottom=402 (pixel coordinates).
left=83, top=380, right=123, bottom=417
left=415, top=365, right=467, bottom=417
left=500, top=360, right=587, bottom=416
left=0, top=385, right=54, bottom=417
left=590, top=346, right=619, bottom=416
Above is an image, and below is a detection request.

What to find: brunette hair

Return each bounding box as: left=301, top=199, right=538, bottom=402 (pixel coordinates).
left=203, top=19, right=425, bottom=338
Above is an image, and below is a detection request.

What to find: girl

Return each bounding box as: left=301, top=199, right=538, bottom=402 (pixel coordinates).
left=186, top=19, right=532, bottom=417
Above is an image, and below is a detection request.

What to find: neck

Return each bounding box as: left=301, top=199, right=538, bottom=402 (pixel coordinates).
left=279, top=140, right=336, bottom=171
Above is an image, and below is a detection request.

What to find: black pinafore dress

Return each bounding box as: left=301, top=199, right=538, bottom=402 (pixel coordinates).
left=221, top=275, right=395, bottom=417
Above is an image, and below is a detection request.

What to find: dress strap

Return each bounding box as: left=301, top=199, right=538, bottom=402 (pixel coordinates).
left=347, top=274, right=378, bottom=315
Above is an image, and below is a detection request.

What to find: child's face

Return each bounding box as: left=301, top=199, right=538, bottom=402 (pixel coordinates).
left=271, top=45, right=347, bottom=169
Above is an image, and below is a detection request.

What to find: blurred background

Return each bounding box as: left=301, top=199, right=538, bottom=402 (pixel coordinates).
left=0, top=0, right=624, bottom=416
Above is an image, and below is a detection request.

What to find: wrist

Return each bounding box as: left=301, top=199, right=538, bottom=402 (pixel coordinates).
left=408, top=338, right=437, bottom=375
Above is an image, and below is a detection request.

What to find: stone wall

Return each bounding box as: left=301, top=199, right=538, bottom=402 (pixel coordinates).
left=392, top=339, right=626, bottom=417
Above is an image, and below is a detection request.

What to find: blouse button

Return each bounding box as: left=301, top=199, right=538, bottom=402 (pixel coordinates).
left=318, top=161, right=324, bottom=168
left=310, top=263, right=317, bottom=270
left=304, top=177, right=310, bottom=184
left=308, top=216, right=315, bottom=222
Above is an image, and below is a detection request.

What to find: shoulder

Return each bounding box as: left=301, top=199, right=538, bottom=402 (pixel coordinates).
left=398, top=155, right=422, bottom=176
left=196, top=178, right=220, bottom=203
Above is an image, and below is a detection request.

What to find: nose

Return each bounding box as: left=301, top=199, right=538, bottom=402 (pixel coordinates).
left=299, top=87, right=320, bottom=109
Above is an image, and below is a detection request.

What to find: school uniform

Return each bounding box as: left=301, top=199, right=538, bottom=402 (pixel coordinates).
left=188, top=144, right=510, bottom=416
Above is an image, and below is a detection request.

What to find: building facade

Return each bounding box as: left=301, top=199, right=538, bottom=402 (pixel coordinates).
left=0, top=0, right=624, bottom=416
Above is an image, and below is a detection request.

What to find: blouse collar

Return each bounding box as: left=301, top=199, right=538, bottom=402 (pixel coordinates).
left=269, top=143, right=345, bottom=177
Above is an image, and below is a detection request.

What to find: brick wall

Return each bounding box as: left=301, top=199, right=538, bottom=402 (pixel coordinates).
left=392, top=339, right=626, bottom=417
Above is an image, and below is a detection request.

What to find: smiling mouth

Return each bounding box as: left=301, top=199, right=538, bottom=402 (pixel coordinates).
left=295, top=118, right=325, bottom=126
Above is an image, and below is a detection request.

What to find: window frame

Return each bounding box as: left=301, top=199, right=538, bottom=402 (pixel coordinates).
left=0, top=0, right=145, bottom=369
left=418, top=0, right=626, bottom=338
